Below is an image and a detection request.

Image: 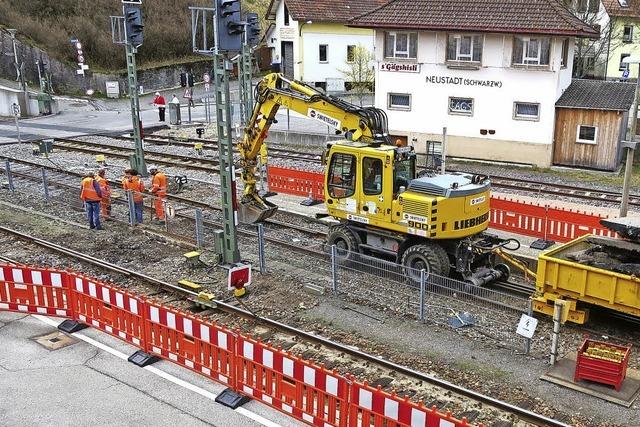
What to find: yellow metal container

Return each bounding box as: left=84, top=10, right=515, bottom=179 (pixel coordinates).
left=534, top=234, right=640, bottom=324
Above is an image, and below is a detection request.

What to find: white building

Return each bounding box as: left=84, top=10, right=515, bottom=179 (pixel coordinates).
left=265, top=0, right=386, bottom=89
left=351, top=0, right=598, bottom=167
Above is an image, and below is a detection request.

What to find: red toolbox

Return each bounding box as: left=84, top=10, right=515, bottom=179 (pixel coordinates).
left=574, top=339, right=631, bottom=391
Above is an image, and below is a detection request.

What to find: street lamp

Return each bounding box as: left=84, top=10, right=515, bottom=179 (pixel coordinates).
left=618, top=57, right=639, bottom=217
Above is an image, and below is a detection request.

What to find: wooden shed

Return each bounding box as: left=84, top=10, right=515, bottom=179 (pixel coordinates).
left=553, top=79, right=635, bottom=171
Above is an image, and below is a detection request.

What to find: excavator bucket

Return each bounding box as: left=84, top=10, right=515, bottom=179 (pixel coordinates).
left=601, top=217, right=640, bottom=242
left=238, top=195, right=278, bottom=224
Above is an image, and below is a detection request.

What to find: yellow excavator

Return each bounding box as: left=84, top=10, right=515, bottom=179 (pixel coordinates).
left=238, top=73, right=515, bottom=284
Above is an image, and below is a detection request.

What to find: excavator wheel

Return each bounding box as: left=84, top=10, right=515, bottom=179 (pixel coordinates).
left=432, top=244, right=451, bottom=278
left=326, top=225, right=359, bottom=264
left=401, top=244, right=444, bottom=284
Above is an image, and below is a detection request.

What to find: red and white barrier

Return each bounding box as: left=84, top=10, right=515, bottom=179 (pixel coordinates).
left=266, top=166, right=619, bottom=243
left=0, top=263, right=479, bottom=427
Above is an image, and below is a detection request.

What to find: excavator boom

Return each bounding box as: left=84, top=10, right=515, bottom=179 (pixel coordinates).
left=238, top=73, right=390, bottom=224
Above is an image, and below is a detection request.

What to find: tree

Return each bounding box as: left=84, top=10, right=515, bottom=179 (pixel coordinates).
left=565, top=0, right=624, bottom=79
left=340, top=44, right=375, bottom=106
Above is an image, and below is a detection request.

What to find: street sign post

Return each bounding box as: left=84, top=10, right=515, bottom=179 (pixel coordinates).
left=622, top=69, right=630, bottom=80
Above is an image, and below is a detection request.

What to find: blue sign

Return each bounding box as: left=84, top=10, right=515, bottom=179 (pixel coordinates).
left=623, top=69, right=630, bottom=79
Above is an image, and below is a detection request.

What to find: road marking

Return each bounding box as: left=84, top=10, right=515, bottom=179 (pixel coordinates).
left=33, top=315, right=282, bottom=427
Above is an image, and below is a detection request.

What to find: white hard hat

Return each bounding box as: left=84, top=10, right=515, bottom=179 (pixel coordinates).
left=155, top=92, right=160, bottom=96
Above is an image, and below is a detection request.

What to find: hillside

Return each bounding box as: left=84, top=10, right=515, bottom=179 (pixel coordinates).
left=0, top=0, right=269, bottom=72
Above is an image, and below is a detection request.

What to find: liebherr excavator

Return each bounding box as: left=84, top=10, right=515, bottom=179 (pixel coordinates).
left=238, top=73, right=514, bottom=285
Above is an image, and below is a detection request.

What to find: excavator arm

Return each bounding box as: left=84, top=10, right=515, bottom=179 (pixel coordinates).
left=237, top=73, right=390, bottom=223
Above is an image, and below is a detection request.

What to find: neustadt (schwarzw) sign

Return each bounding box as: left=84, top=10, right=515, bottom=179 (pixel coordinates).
left=426, top=75, right=503, bottom=88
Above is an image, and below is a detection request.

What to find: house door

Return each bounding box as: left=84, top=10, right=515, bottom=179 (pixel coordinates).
left=281, top=41, right=294, bottom=79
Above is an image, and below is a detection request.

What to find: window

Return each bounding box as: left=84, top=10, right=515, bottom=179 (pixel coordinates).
left=347, top=45, right=356, bottom=63
left=384, top=32, right=418, bottom=59
left=448, top=97, right=474, bottom=116
left=328, top=153, right=356, bottom=198
left=284, top=4, right=290, bottom=26
left=363, top=158, right=383, bottom=195
left=513, top=102, right=540, bottom=121
left=576, top=125, right=598, bottom=144
left=388, top=93, right=411, bottom=111
left=620, top=53, right=631, bottom=71
left=624, top=25, right=634, bottom=43
left=512, top=36, right=550, bottom=66
left=446, top=34, right=483, bottom=63
left=319, top=44, right=328, bottom=63
left=561, top=38, right=570, bottom=68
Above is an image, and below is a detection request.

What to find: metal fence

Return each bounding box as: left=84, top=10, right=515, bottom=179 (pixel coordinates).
left=327, top=245, right=535, bottom=354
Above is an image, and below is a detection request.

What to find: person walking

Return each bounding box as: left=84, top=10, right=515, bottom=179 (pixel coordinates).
left=122, top=168, right=145, bottom=224
left=95, top=169, right=112, bottom=221
left=152, top=92, right=166, bottom=122
left=149, top=166, right=168, bottom=224
left=80, top=171, right=103, bottom=230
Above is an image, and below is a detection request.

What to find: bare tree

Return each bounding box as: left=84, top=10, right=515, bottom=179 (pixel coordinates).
left=340, top=44, right=374, bottom=106
left=566, top=0, right=624, bottom=79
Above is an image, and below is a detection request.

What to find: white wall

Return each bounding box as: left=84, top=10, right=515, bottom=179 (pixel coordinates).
left=375, top=32, right=573, bottom=146
left=301, top=32, right=375, bottom=82
left=0, top=85, right=38, bottom=117
left=267, top=0, right=300, bottom=79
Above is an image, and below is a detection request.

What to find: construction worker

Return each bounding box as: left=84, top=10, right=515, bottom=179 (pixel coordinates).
left=149, top=166, right=167, bottom=224
left=95, top=169, right=112, bottom=220
left=122, top=168, right=145, bottom=224
left=79, top=170, right=103, bottom=230
left=152, top=92, right=166, bottom=122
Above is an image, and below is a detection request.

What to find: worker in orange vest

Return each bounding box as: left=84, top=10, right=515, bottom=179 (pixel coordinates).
left=149, top=166, right=168, bottom=224
left=122, top=168, right=145, bottom=224
left=95, top=169, right=112, bottom=220
left=80, top=170, right=103, bottom=230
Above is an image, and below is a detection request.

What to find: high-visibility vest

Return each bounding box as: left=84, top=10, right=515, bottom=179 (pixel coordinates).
left=151, top=172, right=167, bottom=195
left=80, top=177, right=102, bottom=202
left=95, top=176, right=111, bottom=197
left=123, top=176, right=145, bottom=202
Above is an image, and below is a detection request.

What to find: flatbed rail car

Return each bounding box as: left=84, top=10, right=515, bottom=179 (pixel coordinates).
left=533, top=233, right=640, bottom=324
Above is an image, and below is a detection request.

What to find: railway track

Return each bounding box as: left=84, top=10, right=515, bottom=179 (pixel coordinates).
left=54, top=135, right=640, bottom=208
left=0, top=224, right=567, bottom=427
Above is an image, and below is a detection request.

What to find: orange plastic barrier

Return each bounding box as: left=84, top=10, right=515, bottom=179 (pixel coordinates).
left=349, top=380, right=472, bottom=427
left=268, top=166, right=325, bottom=201
left=266, top=167, right=619, bottom=243
left=236, top=335, right=349, bottom=427
left=145, top=301, right=236, bottom=387
left=0, top=263, right=482, bottom=427
left=0, top=265, right=71, bottom=317
left=71, top=274, right=146, bottom=347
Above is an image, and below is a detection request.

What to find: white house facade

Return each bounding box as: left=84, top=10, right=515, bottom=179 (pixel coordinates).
left=265, top=0, right=385, bottom=88
left=351, top=0, right=598, bottom=167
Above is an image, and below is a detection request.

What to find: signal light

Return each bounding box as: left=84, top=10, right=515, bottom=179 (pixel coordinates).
left=180, top=72, right=187, bottom=87
left=245, top=12, right=260, bottom=47
left=124, top=5, right=144, bottom=48
left=215, top=0, right=243, bottom=52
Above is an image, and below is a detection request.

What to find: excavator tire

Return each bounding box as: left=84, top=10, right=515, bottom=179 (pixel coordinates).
left=432, top=244, right=451, bottom=278
left=401, top=244, right=444, bottom=283
left=326, top=225, right=359, bottom=264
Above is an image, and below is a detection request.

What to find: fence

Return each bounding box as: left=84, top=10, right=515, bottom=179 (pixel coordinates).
left=0, top=262, right=479, bottom=427
left=328, top=247, right=533, bottom=355
left=266, top=166, right=618, bottom=243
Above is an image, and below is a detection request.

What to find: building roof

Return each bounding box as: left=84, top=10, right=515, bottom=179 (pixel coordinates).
left=603, top=0, right=640, bottom=18
left=555, top=79, right=636, bottom=111
left=349, top=0, right=599, bottom=37
left=266, top=0, right=389, bottom=23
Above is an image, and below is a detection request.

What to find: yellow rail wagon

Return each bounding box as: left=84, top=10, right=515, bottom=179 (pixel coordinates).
left=533, top=217, right=640, bottom=324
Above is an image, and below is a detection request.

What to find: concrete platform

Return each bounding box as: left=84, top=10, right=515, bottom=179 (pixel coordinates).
left=0, top=312, right=301, bottom=427
left=541, top=354, right=640, bottom=407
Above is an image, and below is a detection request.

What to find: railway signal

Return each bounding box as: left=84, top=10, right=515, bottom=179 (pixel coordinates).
left=124, top=5, right=144, bottom=48
left=215, top=0, right=243, bottom=52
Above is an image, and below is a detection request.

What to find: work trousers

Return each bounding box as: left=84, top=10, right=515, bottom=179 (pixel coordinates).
left=158, top=107, right=166, bottom=122
left=154, top=195, right=166, bottom=220
left=85, top=201, right=101, bottom=229
left=134, top=201, right=144, bottom=224
left=101, top=198, right=111, bottom=218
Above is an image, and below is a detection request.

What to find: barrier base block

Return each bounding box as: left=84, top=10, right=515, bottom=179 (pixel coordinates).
left=530, top=239, right=555, bottom=250
left=58, top=320, right=89, bottom=334
left=128, top=350, right=159, bottom=367
left=215, top=388, right=250, bottom=409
